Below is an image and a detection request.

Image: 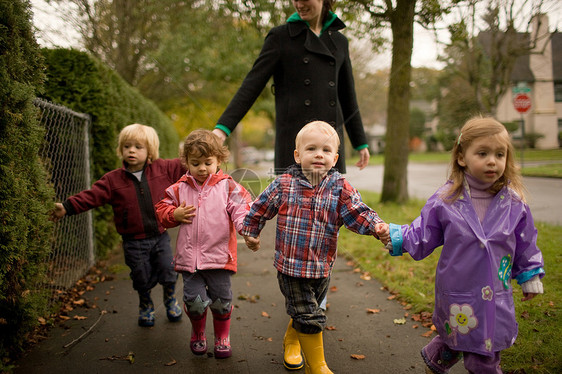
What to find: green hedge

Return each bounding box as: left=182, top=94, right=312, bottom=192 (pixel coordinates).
left=40, top=48, right=181, bottom=258
left=0, top=0, right=54, bottom=368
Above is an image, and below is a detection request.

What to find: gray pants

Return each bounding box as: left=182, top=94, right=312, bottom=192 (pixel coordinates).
left=277, top=272, right=330, bottom=334
left=181, top=269, right=233, bottom=316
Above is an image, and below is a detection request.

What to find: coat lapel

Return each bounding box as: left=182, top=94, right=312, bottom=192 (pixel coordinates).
left=288, top=21, right=334, bottom=58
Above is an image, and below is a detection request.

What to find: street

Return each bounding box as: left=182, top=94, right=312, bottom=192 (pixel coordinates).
left=345, top=163, right=562, bottom=226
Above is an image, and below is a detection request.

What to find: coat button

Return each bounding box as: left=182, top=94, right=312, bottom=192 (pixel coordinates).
left=480, top=243, right=485, bottom=249
left=304, top=79, right=311, bottom=86
left=303, top=57, right=310, bottom=64
left=329, top=81, right=335, bottom=87
left=329, top=61, right=335, bottom=66
left=304, top=99, right=311, bottom=106
left=329, top=100, right=336, bottom=107
left=329, top=121, right=336, bottom=126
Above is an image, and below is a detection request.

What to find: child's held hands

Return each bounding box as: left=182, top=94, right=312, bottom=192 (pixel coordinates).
left=173, top=202, right=196, bottom=224
left=375, top=223, right=390, bottom=245
left=243, top=235, right=260, bottom=252
left=50, top=203, right=67, bottom=222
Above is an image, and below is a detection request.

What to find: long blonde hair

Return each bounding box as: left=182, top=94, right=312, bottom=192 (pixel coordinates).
left=444, top=116, right=526, bottom=203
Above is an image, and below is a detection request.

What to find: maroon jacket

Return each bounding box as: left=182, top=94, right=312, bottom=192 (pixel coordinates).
left=63, top=158, right=185, bottom=240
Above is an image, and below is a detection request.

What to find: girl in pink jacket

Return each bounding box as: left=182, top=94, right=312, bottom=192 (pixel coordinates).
left=155, top=129, right=258, bottom=359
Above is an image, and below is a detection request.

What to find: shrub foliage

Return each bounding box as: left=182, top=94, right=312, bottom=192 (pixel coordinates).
left=0, top=0, right=54, bottom=366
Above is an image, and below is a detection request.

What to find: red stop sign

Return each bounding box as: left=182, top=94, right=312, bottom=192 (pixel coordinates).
left=513, top=93, right=531, bottom=113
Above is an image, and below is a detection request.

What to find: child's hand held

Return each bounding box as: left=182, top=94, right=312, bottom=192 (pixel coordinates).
left=375, top=223, right=390, bottom=245
left=243, top=235, right=260, bottom=252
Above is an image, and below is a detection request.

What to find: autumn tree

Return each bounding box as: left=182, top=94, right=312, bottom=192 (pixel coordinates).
left=341, top=0, right=456, bottom=203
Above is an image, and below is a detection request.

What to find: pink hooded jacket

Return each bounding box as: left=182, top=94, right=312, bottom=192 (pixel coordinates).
left=155, top=170, right=252, bottom=273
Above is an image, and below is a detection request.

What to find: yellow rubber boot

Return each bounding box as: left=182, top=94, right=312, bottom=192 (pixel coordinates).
left=297, top=331, right=333, bottom=374
left=283, top=319, right=304, bottom=370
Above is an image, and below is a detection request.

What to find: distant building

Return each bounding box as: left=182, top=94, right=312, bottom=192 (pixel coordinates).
left=495, top=14, right=560, bottom=149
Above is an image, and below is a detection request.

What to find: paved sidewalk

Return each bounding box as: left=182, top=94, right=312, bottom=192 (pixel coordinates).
left=14, top=223, right=464, bottom=373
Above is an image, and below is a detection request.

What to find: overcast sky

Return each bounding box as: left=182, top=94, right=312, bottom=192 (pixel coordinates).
left=39, top=0, right=562, bottom=72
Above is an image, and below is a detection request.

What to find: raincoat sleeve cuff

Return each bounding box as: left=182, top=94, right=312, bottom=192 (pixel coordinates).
left=515, top=267, right=545, bottom=285
left=388, top=223, right=404, bottom=256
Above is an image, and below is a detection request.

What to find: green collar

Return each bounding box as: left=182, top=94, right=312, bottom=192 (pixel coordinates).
left=287, top=11, right=337, bottom=35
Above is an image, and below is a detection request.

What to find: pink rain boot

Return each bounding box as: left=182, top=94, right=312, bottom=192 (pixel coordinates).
left=212, top=307, right=232, bottom=359
left=186, top=305, right=207, bottom=355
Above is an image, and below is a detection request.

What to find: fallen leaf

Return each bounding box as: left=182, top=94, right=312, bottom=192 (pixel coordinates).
left=267, top=337, right=273, bottom=342
left=346, top=261, right=355, bottom=267
left=360, top=273, right=371, bottom=281
left=326, top=325, right=337, bottom=330
left=38, top=317, right=46, bottom=325
left=73, top=315, right=87, bottom=320
left=366, top=308, right=380, bottom=314
left=412, top=324, right=419, bottom=329
left=261, top=311, right=270, bottom=318
left=393, top=318, right=406, bottom=325
left=520, top=311, right=530, bottom=319
left=430, top=325, right=436, bottom=331
left=387, top=295, right=396, bottom=300
left=59, top=315, right=71, bottom=321
left=73, top=299, right=85, bottom=306
left=330, top=286, right=338, bottom=292
left=351, top=354, right=366, bottom=360
left=421, top=330, right=434, bottom=337
left=165, top=359, right=177, bottom=366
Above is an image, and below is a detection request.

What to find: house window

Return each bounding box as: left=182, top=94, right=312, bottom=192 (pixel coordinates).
left=555, top=83, right=562, bottom=102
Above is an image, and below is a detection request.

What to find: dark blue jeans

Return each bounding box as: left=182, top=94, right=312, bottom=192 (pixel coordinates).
left=122, top=232, right=177, bottom=293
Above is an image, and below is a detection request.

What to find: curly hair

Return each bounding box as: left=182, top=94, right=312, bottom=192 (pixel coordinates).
left=182, top=129, right=229, bottom=164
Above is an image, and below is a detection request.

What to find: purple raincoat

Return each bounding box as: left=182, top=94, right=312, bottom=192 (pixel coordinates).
left=389, top=182, right=544, bottom=356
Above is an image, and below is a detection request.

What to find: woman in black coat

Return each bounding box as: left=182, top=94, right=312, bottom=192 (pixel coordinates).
left=213, top=0, right=369, bottom=176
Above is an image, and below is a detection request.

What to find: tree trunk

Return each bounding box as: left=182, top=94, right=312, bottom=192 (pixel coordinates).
left=381, top=0, right=416, bottom=203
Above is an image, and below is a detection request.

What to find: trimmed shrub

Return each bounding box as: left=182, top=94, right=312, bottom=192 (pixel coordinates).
left=0, top=0, right=55, bottom=367
left=40, top=48, right=181, bottom=258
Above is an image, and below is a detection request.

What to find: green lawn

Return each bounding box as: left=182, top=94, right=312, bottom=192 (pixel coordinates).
left=339, top=191, right=561, bottom=373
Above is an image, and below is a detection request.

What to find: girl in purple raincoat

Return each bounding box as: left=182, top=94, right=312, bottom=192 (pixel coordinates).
left=387, top=116, right=544, bottom=374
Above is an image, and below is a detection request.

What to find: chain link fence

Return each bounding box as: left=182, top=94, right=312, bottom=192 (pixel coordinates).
left=35, top=98, right=95, bottom=308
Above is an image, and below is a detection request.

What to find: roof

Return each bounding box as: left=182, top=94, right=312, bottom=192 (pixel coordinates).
left=478, top=30, right=562, bottom=83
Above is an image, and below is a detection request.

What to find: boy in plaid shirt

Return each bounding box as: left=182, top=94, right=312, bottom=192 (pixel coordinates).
left=242, top=121, right=389, bottom=373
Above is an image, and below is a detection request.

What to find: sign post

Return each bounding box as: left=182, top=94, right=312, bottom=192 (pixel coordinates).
left=512, top=84, right=532, bottom=167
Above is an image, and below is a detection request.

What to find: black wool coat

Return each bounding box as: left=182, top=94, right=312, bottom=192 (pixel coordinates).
left=217, top=17, right=368, bottom=174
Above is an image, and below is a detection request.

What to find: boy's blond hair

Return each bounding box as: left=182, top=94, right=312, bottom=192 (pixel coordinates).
left=295, top=121, right=340, bottom=150
left=182, top=129, right=230, bottom=164
left=117, top=124, right=160, bottom=161
left=444, top=115, right=526, bottom=203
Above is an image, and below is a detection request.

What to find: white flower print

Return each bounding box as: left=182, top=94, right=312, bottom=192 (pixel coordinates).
left=449, top=303, right=478, bottom=335
left=485, top=338, right=492, bottom=352
left=481, top=286, right=493, bottom=301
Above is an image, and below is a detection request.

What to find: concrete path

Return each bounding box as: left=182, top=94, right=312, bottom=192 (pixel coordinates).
left=13, top=222, right=465, bottom=373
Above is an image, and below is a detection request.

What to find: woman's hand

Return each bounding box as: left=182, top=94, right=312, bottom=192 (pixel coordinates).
left=355, top=148, right=370, bottom=170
